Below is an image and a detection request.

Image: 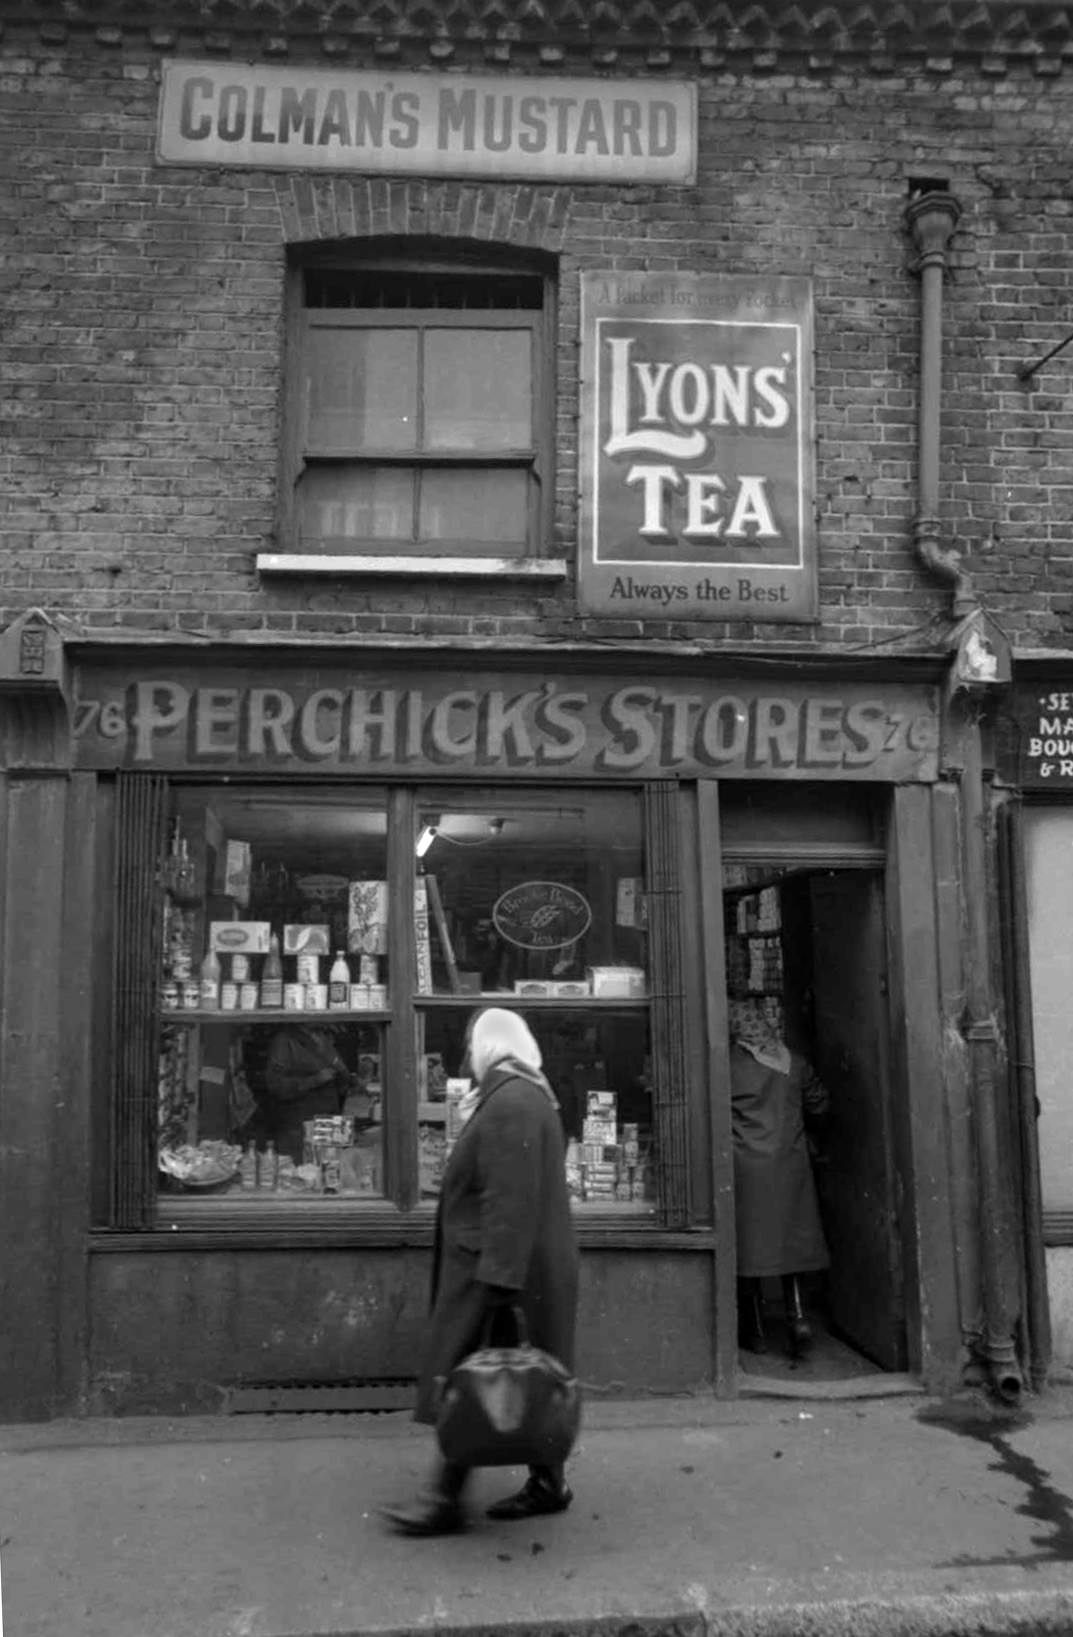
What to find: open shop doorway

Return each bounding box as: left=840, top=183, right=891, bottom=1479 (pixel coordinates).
left=725, top=863, right=908, bottom=1386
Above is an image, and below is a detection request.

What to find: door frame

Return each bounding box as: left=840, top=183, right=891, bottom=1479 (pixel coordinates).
left=698, top=777, right=936, bottom=1385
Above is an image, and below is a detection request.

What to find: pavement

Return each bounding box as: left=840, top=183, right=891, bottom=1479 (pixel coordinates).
left=4, top=1376, right=1073, bottom=1637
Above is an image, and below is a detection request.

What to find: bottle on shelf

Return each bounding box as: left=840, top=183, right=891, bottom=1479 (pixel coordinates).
left=259, top=1141, right=278, bottom=1191
left=239, top=1142, right=258, bottom=1190
left=173, top=836, right=197, bottom=900
left=260, top=933, right=284, bottom=1009
left=329, top=950, right=351, bottom=1010
left=199, top=944, right=221, bottom=1011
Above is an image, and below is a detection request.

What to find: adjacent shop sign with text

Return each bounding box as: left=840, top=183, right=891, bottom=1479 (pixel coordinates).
left=156, top=61, right=697, bottom=183
left=1000, top=686, right=1073, bottom=787
left=73, top=667, right=938, bottom=782
left=579, top=273, right=816, bottom=622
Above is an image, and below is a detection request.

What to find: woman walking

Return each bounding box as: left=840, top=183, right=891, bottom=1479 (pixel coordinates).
left=383, top=1007, right=579, bottom=1536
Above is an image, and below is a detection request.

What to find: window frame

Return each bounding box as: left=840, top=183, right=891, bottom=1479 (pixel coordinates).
left=104, top=774, right=695, bottom=1234
left=278, top=248, right=556, bottom=568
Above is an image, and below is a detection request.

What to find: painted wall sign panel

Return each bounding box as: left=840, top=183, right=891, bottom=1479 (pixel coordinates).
left=156, top=61, right=697, bottom=183
left=999, top=687, right=1073, bottom=787
left=578, top=273, right=816, bottom=622
left=493, top=881, right=592, bottom=950
left=72, top=666, right=939, bottom=782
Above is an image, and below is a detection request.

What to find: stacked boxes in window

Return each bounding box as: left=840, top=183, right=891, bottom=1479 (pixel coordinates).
left=581, top=1090, right=619, bottom=1201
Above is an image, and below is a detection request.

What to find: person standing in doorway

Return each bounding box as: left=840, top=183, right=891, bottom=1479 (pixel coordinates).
left=383, top=1007, right=579, bottom=1536
left=729, top=1001, right=830, bottom=1359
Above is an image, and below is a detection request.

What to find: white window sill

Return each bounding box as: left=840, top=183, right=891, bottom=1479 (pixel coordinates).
left=256, top=553, right=568, bottom=580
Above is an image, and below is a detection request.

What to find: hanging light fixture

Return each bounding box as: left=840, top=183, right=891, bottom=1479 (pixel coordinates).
left=416, top=822, right=438, bottom=858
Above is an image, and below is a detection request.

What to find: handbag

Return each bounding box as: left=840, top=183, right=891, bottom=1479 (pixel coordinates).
left=435, top=1305, right=581, bottom=1468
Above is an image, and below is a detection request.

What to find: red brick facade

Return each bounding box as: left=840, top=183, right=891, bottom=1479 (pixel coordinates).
left=3, top=9, right=1073, bottom=649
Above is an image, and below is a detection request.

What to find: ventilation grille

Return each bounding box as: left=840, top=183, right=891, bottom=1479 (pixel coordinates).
left=223, top=1378, right=416, bottom=1415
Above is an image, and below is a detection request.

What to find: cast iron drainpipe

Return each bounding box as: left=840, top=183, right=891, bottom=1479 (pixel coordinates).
left=906, top=191, right=1024, bottom=1403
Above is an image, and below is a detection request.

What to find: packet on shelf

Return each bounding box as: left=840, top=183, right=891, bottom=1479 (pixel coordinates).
left=284, top=924, right=330, bottom=956
left=587, top=965, right=647, bottom=998
left=210, top=922, right=272, bottom=956
left=347, top=881, right=388, bottom=956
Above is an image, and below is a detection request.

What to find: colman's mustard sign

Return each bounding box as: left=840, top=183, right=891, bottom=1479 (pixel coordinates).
left=156, top=62, right=696, bottom=184
left=579, top=273, right=816, bottom=621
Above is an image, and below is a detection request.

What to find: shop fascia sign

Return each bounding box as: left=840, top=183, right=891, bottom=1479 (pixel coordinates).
left=579, top=273, right=816, bottom=623
left=73, top=668, right=938, bottom=782
left=1001, top=685, right=1073, bottom=787
left=156, top=60, right=696, bottom=183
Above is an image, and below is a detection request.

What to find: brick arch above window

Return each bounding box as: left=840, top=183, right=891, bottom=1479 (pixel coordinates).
left=276, top=175, right=572, bottom=255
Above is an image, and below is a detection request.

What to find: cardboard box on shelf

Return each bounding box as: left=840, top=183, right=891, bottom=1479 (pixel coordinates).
left=615, top=876, right=647, bottom=929
left=587, top=1091, right=618, bottom=1117
left=414, top=878, right=432, bottom=996
left=347, top=881, right=388, bottom=956
left=445, top=1079, right=473, bottom=1142
left=548, top=979, right=590, bottom=997
left=514, top=980, right=554, bottom=997
left=588, top=965, right=647, bottom=999
left=210, top=921, right=272, bottom=955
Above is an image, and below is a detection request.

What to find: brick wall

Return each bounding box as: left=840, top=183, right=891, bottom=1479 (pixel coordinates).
left=3, top=27, right=1073, bottom=649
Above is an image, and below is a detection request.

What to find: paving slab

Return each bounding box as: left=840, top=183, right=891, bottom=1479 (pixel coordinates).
left=3, top=1388, right=1073, bottom=1637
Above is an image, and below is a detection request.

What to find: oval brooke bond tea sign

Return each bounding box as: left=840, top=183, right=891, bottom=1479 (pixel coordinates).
left=493, top=881, right=592, bottom=951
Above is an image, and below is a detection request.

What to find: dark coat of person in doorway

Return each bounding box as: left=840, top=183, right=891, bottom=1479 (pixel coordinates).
left=729, top=1004, right=830, bottom=1360
left=730, top=1032, right=829, bottom=1279
left=384, top=1007, right=579, bottom=1536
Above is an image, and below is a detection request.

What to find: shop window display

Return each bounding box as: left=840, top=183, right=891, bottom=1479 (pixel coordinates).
left=157, top=789, right=390, bottom=1202
left=148, top=784, right=657, bottom=1216
left=411, top=797, right=656, bottom=1213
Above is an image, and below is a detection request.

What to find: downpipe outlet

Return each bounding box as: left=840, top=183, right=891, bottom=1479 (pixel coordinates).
left=989, top=1358, right=1024, bottom=1405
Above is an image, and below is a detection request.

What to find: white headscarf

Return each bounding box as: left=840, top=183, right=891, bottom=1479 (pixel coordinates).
left=468, top=1007, right=543, bottom=1084
left=729, top=1002, right=791, bottom=1075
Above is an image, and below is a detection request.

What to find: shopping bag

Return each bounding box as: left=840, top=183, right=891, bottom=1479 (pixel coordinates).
left=435, top=1305, right=581, bottom=1468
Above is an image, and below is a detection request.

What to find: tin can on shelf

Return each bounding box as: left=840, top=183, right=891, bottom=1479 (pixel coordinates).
left=160, top=980, right=180, bottom=1011
left=296, top=954, right=319, bottom=986
left=238, top=982, right=259, bottom=1011
left=220, top=981, right=239, bottom=1011
left=181, top=981, right=200, bottom=1010
left=230, top=954, right=251, bottom=983
left=305, top=983, right=328, bottom=1011
left=283, top=983, right=305, bottom=1011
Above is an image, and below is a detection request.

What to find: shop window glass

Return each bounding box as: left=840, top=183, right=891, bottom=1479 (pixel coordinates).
left=412, top=796, right=656, bottom=1214
left=1024, top=809, right=1073, bottom=1213
left=290, top=260, right=550, bottom=560
left=157, top=789, right=390, bottom=1204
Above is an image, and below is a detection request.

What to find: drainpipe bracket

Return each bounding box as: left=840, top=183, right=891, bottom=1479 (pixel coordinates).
left=905, top=190, right=963, bottom=267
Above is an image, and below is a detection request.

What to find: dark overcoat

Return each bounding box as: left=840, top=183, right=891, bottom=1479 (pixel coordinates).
left=730, top=1042, right=829, bottom=1280
left=414, top=1062, right=579, bottom=1427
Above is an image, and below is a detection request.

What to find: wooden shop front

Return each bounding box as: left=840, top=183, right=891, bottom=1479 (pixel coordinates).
left=1, top=634, right=963, bottom=1415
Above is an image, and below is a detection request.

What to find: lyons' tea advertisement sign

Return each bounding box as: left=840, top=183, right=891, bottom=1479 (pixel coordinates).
left=579, top=274, right=816, bottom=622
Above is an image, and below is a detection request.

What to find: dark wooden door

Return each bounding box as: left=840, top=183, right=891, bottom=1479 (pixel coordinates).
left=808, top=872, right=907, bottom=1371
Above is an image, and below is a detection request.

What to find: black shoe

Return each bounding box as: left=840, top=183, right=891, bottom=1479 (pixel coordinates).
left=381, top=1493, right=467, bottom=1536
left=486, top=1474, right=573, bottom=1521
